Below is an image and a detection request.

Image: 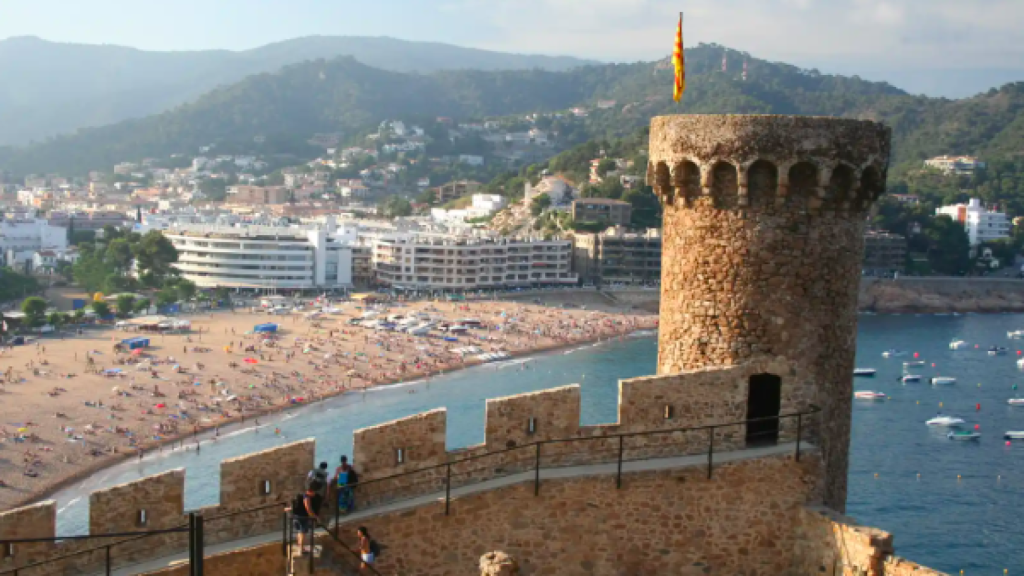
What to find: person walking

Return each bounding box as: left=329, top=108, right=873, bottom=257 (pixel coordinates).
left=308, top=461, right=330, bottom=498
left=334, top=455, right=358, bottom=513
left=285, top=483, right=323, bottom=555
left=357, top=526, right=377, bottom=570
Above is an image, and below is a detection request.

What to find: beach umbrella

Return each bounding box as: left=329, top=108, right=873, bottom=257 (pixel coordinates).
left=244, top=358, right=258, bottom=364
left=155, top=403, right=166, bottom=408
left=17, top=427, right=27, bottom=432
left=131, top=349, right=143, bottom=356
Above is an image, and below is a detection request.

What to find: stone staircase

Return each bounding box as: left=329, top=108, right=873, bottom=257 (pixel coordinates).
left=287, top=533, right=362, bottom=575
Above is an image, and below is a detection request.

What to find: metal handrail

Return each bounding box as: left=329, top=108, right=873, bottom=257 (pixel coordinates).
left=352, top=405, right=821, bottom=492
left=0, top=525, right=189, bottom=576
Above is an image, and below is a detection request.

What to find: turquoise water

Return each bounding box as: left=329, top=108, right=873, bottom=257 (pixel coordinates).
left=51, top=316, right=1024, bottom=573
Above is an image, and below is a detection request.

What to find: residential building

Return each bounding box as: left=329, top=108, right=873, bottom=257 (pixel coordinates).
left=48, top=211, right=132, bottom=231
left=924, top=155, right=986, bottom=175
left=162, top=222, right=355, bottom=290
left=457, top=154, right=485, bottom=167
left=0, top=217, right=68, bottom=264
left=373, top=232, right=577, bottom=290
left=862, top=230, right=907, bottom=274
left=525, top=176, right=577, bottom=206
left=573, top=227, right=661, bottom=285
left=430, top=194, right=508, bottom=224
left=890, top=194, right=920, bottom=205
left=936, top=198, right=1010, bottom=246
left=434, top=180, right=482, bottom=204
left=571, top=198, right=633, bottom=226
left=226, top=186, right=290, bottom=205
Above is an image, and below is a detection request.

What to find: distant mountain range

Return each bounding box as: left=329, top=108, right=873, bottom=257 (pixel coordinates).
left=0, top=35, right=596, bottom=145
left=0, top=42, right=1021, bottom=178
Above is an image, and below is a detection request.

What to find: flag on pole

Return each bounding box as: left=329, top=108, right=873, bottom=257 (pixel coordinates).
left=672, top=14, right=685, bottom=101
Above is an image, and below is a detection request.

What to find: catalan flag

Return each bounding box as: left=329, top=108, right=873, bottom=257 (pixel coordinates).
left=673, top=14, right=685, bottom=101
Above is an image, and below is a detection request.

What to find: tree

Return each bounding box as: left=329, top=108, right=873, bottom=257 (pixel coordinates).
left=156, top=288, right=179, bottom=307
left=923, top=215, right=971, bottom=275
left=21, top=297, right=47, bottom=327
left=72, top=309, right=85, bottom=324
left=47, top=311, right=66, bottom=330
left=530, top=193, right=551, bottom=216
left=91, top=301, right=111, bottom=318
left=104, top=238, right=134, bottom=274
left=596, top=158, right=617, bottom=178
left=133, top=298, right=152, bottom=314
left=214, top=287, right=232, bottom=307
left=115, top=294, right=136, bottom=319
left=381, top=196, right=413, bottom=219
left=175, top=279, right=197, bottom=303
left=623, top=187, right=662, bottom=229
left=133, top=231, right=179, bottom=281
left=55, top=261, right=74, bottom=283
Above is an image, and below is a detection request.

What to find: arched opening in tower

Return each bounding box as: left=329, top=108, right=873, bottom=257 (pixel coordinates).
left=747, top=160, right=778, bottom=208
left=711, top=162, right=738, bottom=208
left=746, top=373, right=781, bottom=446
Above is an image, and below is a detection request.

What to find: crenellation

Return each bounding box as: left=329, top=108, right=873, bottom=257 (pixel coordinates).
left=219, top=438, right=314, bottom=512
left=353, top=408, right=447, bottom=478
left=484, top=385, right=580, bottom=450
left=0, top=501, right=56, bottom=569
left=89, top=469, right=184, bottom=535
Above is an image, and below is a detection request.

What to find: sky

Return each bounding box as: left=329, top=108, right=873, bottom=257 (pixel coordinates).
left=1, top=0, right=1022, bottom=97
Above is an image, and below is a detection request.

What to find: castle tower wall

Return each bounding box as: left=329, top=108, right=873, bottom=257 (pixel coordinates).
left=647, top=114, right=890, bottom=510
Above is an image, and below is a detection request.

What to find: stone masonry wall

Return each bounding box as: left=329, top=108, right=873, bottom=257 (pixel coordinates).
left=792, top=505, right=949, bottom=576
left=336, top=452, right=823, bottom=576
left=0, top=501, right=56, bottom=570
left=353, top=408, right=448, bottom=478
left=138, top=541, right=287, bottom=576
left=648, top=114, right=891, bottom=511
left=484, top=385, right=580, bottom=450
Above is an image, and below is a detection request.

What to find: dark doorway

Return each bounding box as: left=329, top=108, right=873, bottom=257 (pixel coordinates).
left=746, top=373, right=782, bottom=445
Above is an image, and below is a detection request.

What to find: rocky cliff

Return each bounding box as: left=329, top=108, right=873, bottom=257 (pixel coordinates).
left=859, top=278, right=1024, bottom=314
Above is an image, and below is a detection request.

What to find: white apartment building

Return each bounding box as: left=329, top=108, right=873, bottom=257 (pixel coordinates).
left=935, top=198, right=1010, bottom=246
left=162, top=222, right=355, bottom=290
left=430, top=194, right=508, bottom=225
left=924, top=155, right=986, bottom=175
left=372, top=232, right=577, bottom=291
left=0, top=217, right=68, bottom=265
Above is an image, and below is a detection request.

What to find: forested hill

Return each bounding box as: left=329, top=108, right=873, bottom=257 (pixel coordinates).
left=0, top=43, right=1021, bottom=177
left=0, top=35, right=595, bottom=145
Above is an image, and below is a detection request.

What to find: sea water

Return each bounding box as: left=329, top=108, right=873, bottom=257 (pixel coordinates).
left=49, top=317, right=1024, bottom=573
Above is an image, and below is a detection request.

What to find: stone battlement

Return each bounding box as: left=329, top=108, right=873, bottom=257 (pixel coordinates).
left=0, top=359, right=819, bottom=574
left=646, top=114, right=890, bottom=214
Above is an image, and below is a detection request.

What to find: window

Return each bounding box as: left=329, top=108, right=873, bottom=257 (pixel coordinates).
left=136, top=509, right=148, bottom=527
left=527, top=417, right=537, bottom=435
left=2, top=543, right=13, bottom=560
left=259, top=480, right=272, bottom=495
left=664, top=405, right=674, bottom=420
left=396, top=448, right=405, bottom=465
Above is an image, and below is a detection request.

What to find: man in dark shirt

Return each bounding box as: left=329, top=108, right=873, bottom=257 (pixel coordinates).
left=286, top=482, right=323, bottom=555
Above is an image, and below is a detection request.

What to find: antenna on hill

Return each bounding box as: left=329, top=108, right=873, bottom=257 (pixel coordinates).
left=742, top=60, right=748, bottom=81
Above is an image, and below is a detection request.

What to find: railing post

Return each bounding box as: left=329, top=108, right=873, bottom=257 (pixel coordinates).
left=187, top=513, right=196, bottom=574
left=281, top=511, right=288, bottom=556
left=192, top=514, right=204, bottom=576
left=105, top=544, right=111, bottom=576
left=616, top=435, right=624, bottom=489
left=707, top=427, right=714, bottom=480
left=308, top=523, right=314, bottom=575
left=534, top=443, right=541, bottom=496
left=796, top=413, right=803, bottom=462
left=445, top=462, right=452, bottom=515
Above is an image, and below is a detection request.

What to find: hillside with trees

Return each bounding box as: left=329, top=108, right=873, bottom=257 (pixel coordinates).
left=1, top=43, right=1022, bottom=186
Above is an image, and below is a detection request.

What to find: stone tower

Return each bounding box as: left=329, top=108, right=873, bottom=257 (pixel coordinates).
left=647, top=115, right=890, bottom=510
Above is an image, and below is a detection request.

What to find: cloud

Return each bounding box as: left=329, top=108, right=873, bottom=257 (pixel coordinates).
left=447, top=0, right=1024, bottom=72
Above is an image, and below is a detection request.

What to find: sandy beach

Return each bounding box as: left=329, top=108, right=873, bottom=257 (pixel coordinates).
left=0, top=297, right=655, bottom=512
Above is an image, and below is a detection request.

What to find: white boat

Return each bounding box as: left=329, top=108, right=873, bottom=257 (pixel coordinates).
left=948, top=431, right=981, bottom=441
left=853, top=368, right=876, bottom=377
left=1007, top=398, right=1024, bottom=406
left=926, top=415, right=965, bottom=427
left=1004, top=431, right=1024, bottom=439
left=407, top=325, right=432, bottom=336
left=949, top=340, right=969, bottom=350
left=930, top=377, right=957, bottom=385
left=901, top=374, right=922, bottom=383
left=1008, top=330, right=1024, bottom=339
left=989, top=346, right=1009, bottom=356
left=882, top=349, right=907, bottom=358
left=854, top=391, right=887, bottom=400
left=903, top=360, right=925, bottom=367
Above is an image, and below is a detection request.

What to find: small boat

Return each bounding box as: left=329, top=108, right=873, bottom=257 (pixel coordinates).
left=988, top=346, right=1009, bottom=356
left=882, top=349, right=907, bottom=358
left=1007, top=398, right=1024, bottom=406
left=903, top=360, right=925, bottom=368
left=949, top=340, right=969, bottom=350
left=930, top=377, right=957, bottom=385
left=1008, top=330, right=1024, bottom=339
left=948, top=431, right=981, bottom=441
left=901, top=374, right=922, bottom=383
left=1004, top=431, right=1024, bottom=439
left=854, top=391, right=887, bottom=400
left=926, top=415, right=965, bottom=427
left=853, top=368, right=877, bottom=377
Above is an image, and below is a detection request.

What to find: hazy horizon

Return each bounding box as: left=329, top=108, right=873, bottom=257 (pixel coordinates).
left=1, top=0, right=1022, bottom=98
